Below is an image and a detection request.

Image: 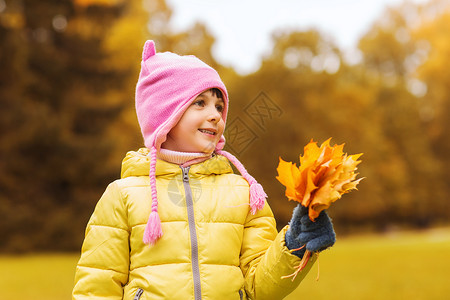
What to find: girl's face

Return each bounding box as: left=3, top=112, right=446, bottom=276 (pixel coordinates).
left=162, top=89, right=225, bottom=154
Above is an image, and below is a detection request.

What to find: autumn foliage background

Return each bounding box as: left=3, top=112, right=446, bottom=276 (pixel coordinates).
left=1, top=0, right=450, bottom=253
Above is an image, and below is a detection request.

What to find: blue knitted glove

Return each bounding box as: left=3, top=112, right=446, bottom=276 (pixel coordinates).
left=285, top=204, right=336, bottom=258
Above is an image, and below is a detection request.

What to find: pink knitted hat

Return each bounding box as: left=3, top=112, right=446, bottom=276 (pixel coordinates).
left=135, top=40, right=266, bottom=245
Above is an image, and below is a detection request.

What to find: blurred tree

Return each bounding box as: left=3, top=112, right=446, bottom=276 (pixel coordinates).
left=358, top=0, right=448, bottom=226
left=0, top=0, right=136, bottom=252
left=1, top=0, right=450, bottom=252
left=0, top=0, right=230, bottom=252
left=224, top=0, right=450, bottom=231
left=413, top=0, right=450, bottom=217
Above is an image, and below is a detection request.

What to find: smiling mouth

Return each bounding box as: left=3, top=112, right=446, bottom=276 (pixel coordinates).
left=198, top=129, right=216, bottom=135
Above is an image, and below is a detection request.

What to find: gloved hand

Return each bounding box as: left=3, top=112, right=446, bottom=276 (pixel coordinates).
left=285, top=204, right=336, bottom=258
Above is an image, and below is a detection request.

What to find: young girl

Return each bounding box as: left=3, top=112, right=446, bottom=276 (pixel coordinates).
left=72, top=40, right=336, bottom=300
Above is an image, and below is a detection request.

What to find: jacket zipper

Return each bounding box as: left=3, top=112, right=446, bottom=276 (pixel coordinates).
left=133, top=288, right=144, bottom=300
left=181, top=166, right=202, bottom=300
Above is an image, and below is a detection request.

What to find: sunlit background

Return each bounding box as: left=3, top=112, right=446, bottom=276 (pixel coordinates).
left=166, top=0, right=430, bottom=74
left=1, top=0, right=449, bottom=299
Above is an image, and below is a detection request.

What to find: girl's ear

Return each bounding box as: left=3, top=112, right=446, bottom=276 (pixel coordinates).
left=142, top=40, right=156, bottom=61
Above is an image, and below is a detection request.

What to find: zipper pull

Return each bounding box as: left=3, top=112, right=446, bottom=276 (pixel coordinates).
left=182, top=166, right=190, bottom=182
left=134, top=288, right=144, bottom=300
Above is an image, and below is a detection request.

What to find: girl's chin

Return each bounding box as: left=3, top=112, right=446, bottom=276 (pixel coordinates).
left=201, top=146, right=215, bottom=154
left=199, top=142, right=217, bottom=154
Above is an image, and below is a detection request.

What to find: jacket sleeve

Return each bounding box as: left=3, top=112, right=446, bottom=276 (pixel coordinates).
left=72, top=181, right=130, bottom=300
left=240, top=203, right=316, bottom=300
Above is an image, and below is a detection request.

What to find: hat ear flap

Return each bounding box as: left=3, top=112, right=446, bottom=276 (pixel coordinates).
left=142, top=40, right=156, bottom=61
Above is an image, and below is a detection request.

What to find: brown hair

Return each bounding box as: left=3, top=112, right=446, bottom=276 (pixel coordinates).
left=210, top=88, right=223, bottom=99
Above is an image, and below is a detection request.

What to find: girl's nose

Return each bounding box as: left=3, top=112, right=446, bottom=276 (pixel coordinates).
left=207, top=106, right=222, bottom=123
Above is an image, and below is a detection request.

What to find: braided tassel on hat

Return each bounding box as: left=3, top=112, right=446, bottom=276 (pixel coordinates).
left=216, top=150, right=267, bottom=214
left=143, top=147, right=163, bottom=245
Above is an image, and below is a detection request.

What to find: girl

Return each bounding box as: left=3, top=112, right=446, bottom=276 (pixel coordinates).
left=72, top=40, right=335, bottom=300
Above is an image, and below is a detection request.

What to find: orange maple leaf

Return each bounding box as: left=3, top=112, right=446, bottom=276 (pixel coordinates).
left=276, top=138, right=363, bottom=221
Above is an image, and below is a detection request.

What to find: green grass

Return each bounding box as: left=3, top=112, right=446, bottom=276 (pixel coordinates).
left=0, top=228, right=449, bottom=300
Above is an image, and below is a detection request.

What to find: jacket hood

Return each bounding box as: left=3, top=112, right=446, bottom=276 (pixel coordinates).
left=121, top=148, right=234, bottom=179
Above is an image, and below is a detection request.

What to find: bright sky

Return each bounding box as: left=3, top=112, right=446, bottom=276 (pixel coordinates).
left=165, top=0, right=429, bottom=74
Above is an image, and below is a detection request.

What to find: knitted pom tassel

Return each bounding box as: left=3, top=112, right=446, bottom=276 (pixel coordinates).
left=217, top=150, right=267, bottom=214
left=249, top=182, right=267, bottom=214
left=143, top=210, right=163, bottom=245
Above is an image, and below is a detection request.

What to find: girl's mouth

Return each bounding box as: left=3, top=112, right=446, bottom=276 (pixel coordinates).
left=198, top=129, right=216, bottom=135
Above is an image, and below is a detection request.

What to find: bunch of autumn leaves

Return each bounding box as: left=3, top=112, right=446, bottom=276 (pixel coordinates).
left=277, top=138, right=363, bottom=222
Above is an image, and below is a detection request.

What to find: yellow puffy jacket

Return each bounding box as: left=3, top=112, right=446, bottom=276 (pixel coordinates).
left=73, top=149, right=315, bottom=300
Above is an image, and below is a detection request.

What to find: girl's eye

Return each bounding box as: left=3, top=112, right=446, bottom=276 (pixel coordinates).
left=194, top=100, right=205, bottom=107
left=216, top=104, right=224, bottom=113
left=193, top=99, right=223, bottom=112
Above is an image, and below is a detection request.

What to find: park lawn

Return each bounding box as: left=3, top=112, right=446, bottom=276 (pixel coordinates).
left=0, top=253, right=79, bottom=300
left=285, top=227, right=450, bottom=300
left=0, top=227, right=449, bottom=300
